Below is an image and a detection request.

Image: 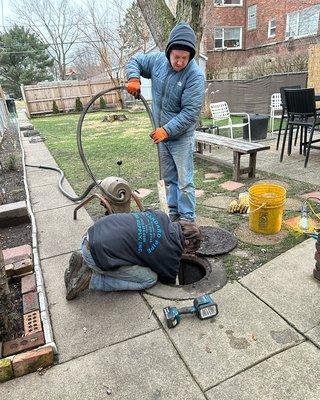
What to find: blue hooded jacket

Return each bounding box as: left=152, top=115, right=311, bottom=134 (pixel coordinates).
left=126, top=23, right=205, bottom=139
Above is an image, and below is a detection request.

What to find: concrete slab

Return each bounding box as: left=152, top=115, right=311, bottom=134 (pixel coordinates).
left=306, top=324, right=320, bottom=347
left=29, top=182, right=77, bottom=212
left=206, top=342, right=320, bottom=400
left=0, top=330, right=206, bottom=400
left=26, top=168, right=61, bottom=188
left=196, top=215, right=219, bottom=227
left=22, top=141, right=49, bottom=153
left=25, top=151, right=57, bottom=166
left=203, top=195, right=236, bottom=209
left=35, top=205, right=92, bottom=259
left=241, top=239, right=320, bottom=332
left=144, top=281, right=303, bottom=390
left=40, top=253, right=159, bottom=362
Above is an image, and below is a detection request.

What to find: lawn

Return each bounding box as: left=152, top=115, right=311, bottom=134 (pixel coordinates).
left=32, top=109, right=317, bottom=279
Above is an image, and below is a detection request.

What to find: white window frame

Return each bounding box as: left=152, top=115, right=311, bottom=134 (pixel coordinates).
left=247, top=4, right=257, bottom=30
left=214, top=27, right=242, bottom=50
left=285, top=5, right=320, bottom=39
left=214, top=0, right=243, bottom=6
left=268, top=19, right=276, bottom=38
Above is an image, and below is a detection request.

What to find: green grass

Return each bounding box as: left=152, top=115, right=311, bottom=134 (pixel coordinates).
left=32, top=110, right=319, bottom=278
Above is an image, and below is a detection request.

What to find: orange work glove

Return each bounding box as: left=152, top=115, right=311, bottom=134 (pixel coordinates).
left=150, top=127, right=169, bottom=144
left=126, top=78, right=141, bottom=99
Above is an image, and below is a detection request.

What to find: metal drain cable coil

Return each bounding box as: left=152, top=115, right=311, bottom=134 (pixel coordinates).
left=26, top=85, right=158, bottom=203
left=76, top=85, right=158, bottom=202
left=25, top=164, right=98, bottom=202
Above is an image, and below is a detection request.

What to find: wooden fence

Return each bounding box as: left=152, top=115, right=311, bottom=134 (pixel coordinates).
left=21, top=79, right=121, bottom=117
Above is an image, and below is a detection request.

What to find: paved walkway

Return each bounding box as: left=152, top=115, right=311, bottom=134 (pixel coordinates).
left=1, top=113, right=320, bottom=399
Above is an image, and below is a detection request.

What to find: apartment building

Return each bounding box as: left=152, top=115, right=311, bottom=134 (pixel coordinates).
left=204, top=0, right=320, bottom=76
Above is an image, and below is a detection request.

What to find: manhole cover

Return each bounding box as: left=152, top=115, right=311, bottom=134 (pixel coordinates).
left=197, top=226, right=237, bottom=256
left=145, top=254, right=227, bottom=300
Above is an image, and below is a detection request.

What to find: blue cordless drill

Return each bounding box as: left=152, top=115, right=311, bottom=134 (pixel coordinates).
left=163, top=294, right=218, bottom=329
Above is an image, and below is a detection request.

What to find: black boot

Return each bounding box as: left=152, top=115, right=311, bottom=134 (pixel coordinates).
left=65, top=251, right=92, bottom=300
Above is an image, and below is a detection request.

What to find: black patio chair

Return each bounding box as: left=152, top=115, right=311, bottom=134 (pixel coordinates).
left=280, top=88, right=320, bottom=167
left=276, top=85, right=301, bottom=150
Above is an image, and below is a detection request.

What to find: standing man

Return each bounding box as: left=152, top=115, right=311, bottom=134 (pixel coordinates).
left=64, top=209, right=203, bottom=300
left=126, top=22, right=205, bottom=222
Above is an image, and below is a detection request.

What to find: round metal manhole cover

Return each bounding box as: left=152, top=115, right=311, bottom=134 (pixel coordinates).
left=196, top=226, right=237, bottom=256
left=145, top=254, right=228, bottom=300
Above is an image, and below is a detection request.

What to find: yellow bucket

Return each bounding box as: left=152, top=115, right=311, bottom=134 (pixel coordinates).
left=248, top=183, right=286, bottom=235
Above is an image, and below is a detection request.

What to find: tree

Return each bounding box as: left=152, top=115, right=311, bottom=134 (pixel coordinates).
left=77, top=0, right=129, bottom=108
left=119, top=1, right=152, bottom=54
left=136, top=0, right=205, bottom=53
left=0, top=26, right=53, bottom=97
left=11, top=0, right=80, bottom=80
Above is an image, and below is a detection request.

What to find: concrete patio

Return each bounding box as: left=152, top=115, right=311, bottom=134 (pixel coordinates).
left=1, top=112, right=320, bottom=399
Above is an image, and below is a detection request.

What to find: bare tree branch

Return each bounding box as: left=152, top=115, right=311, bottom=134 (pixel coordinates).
left=10, top=0, right=80, bottom=79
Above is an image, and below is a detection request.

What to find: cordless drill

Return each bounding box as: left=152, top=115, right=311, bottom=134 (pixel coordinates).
left=163, top=294, right=218, bottom=329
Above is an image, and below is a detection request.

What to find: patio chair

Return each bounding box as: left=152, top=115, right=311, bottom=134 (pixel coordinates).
left=280, top=88, right=320, bottom=167
left=209, top=101, right=251, bottom=142
left=269, top=93, right=282, bottom=136
left=276, top=85, right=302, bottom=150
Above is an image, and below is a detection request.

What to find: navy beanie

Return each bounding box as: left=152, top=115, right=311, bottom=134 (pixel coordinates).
left=165, top=23, right=196, bottom=62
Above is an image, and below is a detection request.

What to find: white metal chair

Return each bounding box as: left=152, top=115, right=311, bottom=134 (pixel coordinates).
left=270, top=93, right=283, bottom=135
left=209, top=101, right=251, bottom=142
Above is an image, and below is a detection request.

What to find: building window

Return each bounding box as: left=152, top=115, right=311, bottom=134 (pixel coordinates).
left=268, top=19, right=276, bottom=38
left=247, top=5, right=257, bottom=30
left=214, top=27, right=242, bottom=49
left=214, top=0, right=243, bottom=5
left=285, top=5, right=320, bottom=39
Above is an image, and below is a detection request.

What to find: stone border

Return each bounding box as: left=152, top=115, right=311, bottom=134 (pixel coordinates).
left=0, top=120, right=57, bottom=382
left=18, top=120, right=56, bottom=353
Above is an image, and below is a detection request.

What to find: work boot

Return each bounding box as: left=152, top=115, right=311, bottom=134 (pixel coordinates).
left=64, top=251, right=82, bottom=286
left=65, top=251, right=92, bottom=300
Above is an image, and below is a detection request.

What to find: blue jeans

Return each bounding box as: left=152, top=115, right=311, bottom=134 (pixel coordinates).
left=81, top=237, right=158, bottom=292
left=159, top=134, right=195, bottom=221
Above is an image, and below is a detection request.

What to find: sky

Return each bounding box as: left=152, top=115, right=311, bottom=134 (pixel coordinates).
left=0, top=0, right=133, bottom=33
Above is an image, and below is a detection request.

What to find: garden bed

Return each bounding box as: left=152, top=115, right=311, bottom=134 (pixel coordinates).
left=0, top=119, right=53, bottom=382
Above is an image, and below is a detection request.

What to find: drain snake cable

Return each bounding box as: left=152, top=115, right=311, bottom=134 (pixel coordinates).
left=26, top=85, right=158, bottom=203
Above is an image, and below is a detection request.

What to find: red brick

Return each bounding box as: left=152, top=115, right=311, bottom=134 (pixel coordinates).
left=0, top=359, right=13, bottom=382
left=23, top=291, right=39, bottom=314
left=220, top=181, right=245, bottom=191
left=135, top=188, right=152, bottom=198
left=204, top=1, right=320, bottom=73
left=24, top=311, right=42, bottom=336
left=3, top=244, right=32, bottom=265
left=21, top=274, right=36, bottom=294
left=13, top=257, right=33, bottom=276
left=3, top=332, right=45, bottom=357
left=12, top=347, right=54, bottom=378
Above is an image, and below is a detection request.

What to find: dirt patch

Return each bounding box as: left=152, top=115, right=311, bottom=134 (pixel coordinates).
left=234, top=222, right=288, bottom=246
left=0, top=119, right=30, bottom=340
left=0, top=281, right=24, bottom=341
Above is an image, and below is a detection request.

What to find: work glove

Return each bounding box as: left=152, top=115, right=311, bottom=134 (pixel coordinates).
left=150, top=127, right=169, bottom=144
left=126, top=78, right=141, bottom=99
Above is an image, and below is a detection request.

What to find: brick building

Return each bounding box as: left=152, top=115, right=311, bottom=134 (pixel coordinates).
left=204, top=0, right=320, bottom=77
